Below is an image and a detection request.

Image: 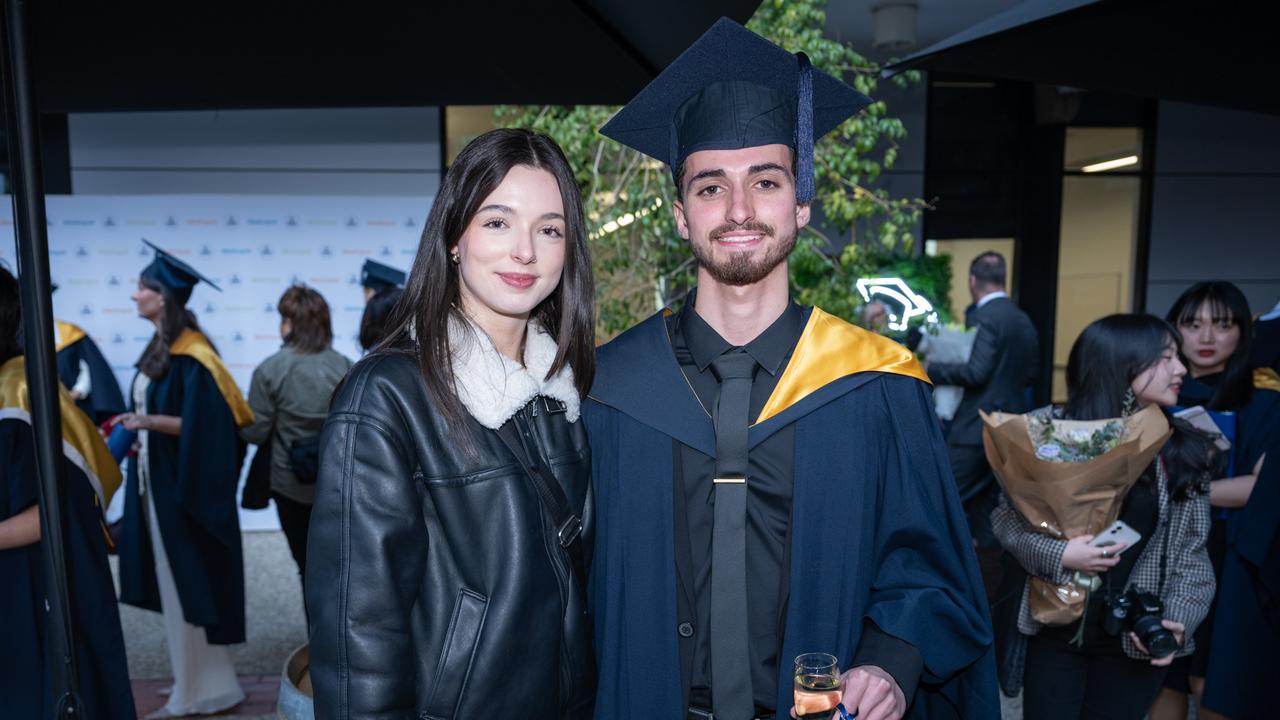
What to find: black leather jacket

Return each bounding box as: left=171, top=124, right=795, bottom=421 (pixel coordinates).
left=306, top=351, right=595, bottom=719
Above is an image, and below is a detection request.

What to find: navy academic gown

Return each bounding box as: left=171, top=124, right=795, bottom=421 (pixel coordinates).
left=1202, top=373, right=1280, bottom=717
left=118, top=336, right=249, bottom=645
left=585, top=308, right=999, bottom=719
left=55, top=321, right=127, bottom=425
left=0, top=356, right=135, bottom=720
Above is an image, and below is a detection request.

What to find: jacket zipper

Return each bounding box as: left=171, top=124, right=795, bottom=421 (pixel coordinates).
left=514, top=405, right=577, bottom=708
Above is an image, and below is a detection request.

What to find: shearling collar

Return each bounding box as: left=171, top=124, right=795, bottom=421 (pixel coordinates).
left=449, top=315, right=580, bottom=429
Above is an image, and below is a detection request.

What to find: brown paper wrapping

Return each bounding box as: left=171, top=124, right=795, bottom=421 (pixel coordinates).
left=981, top=404, right=1172, bottom=624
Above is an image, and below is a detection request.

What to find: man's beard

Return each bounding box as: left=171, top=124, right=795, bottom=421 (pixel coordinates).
left=690, top=221, right=797, bottom=286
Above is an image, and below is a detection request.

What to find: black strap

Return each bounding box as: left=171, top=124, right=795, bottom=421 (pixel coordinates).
left=496, top=411, right=587, bottom=599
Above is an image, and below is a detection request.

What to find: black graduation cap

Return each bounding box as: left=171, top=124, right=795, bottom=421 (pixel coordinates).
left=361, top=259, right=407, bottom=293
left=139, top=239, right=221, bottom=306
left=600, top=17, right=871, bottom=202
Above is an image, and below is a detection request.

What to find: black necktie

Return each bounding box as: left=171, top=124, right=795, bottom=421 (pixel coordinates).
left=709, top=349, right=756, bottom=719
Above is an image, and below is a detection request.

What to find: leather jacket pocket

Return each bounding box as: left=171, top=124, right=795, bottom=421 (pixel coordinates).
left=422, top=588, right=488, bottom=719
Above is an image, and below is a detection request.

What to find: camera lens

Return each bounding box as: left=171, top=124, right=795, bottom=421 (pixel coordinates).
left=1133, top=616, right=1178, bottom=658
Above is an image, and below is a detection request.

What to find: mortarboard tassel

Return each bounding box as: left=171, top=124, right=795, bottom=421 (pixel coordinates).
left=795, top=52, right=815, bottom=203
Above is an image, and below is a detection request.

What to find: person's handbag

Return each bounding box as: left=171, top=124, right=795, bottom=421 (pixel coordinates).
left=287, top=434, right=321, bottom=485
left=241, top=436, right=273, bottom=510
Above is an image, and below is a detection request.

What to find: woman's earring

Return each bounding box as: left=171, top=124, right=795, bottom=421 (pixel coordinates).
left=449, top=249, right=461, bottom=265
left=1122, top=387, right=1137, bottom=416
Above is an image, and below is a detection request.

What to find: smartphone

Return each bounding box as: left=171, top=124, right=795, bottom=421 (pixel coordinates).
left=1089, top=520, right=1141, bottom=549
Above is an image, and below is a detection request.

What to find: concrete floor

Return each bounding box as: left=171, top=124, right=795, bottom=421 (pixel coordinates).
left=111, top=530, right=307, bottom=719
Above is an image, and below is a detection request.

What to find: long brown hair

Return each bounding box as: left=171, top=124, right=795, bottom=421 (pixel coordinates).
left=375, top=128, right=595, bottom=434
left=135, top=278, right=210, bottom=379
left=278, top=284, right=334, bottom=354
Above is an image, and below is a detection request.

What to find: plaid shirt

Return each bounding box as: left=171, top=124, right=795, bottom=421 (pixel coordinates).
left=992, top=457, right=1215, bottom=659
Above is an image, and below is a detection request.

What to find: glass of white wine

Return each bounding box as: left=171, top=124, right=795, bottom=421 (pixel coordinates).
left=794, top=652, right=843, bottom=720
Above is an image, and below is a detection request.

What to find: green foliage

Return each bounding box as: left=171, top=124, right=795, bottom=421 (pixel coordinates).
left=495, top=0, right=926, bottom=337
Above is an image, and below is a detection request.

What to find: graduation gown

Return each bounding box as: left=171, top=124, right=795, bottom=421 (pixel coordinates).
left=118, top=329, right=253, bottom=645
left=0, top=356, right=135, bottom=720
left=585, top=307, right=999, bottom=719
left=1202, top=371, right=1280, bottom=717
left=55, top=320, right=127, bottom=424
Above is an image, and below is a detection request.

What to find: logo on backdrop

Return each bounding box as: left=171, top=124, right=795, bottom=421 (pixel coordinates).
left=346, top=217, right=358, bottom=227
left=229, top=274, right=241, bottom=285
left=201, top=245, right=213, bottom=256
left=321, top=245, right=332, bottom=256
left=380, top=246, right=392, bottom=257
left=405, top=217, right=416, bottom=227
left=81, top=305, right=92, bottom=316
left=287, top=216, right=297, bottom=227
left=104, top=217, right=116, bottom=227
left=204, top=303, right=217, bottom=314
left=108, top=275, right=121, bottom=286
left=263, top=303, right=275, bottom=313
left=227, top=216, right=238, bottom=226
left=77, top=246, right=89, bottom=257
left=166, top=216, right=177, bottom=227
left=261, top=245, right=272, bottom=256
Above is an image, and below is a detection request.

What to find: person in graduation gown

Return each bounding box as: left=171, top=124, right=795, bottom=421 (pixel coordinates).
left=0, top=267, right=136, bottom=720
left=1150, top=280, right=1280, bottom=720
left=586, top=19, right=997, bottom=720
left=359, top=258, right=405, bottom=303
left=116, top=241, right=253, bottom=719
left=54, top=313, right=126, bottom=424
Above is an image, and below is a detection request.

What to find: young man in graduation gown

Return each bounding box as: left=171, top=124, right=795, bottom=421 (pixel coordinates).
left=584, top=19, right=998, bottom=720
left=116, top=242, right=254, bottom=717
left=0, top=267, right=136, bottom=720
left=54, top=310, right=127, bottom=424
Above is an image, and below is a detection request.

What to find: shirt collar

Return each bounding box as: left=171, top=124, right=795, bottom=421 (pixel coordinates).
left=976, top=290, right=1008, bottom=309
left=677, top=290, right=804, bottom=377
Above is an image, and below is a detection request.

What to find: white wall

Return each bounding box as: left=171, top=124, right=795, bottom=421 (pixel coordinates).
left=68, top=108, right=442, bottom=196
left=1146, top=101, right=1280, bottom=317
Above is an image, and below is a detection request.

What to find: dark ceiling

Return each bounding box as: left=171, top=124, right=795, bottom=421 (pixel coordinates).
left=889, top=0, right=1280, bottom=117
left=28, top=1, right=762, bottom=113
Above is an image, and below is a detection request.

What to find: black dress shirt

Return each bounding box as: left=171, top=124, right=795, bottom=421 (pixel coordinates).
left=667, top=293, right=924, bottom=714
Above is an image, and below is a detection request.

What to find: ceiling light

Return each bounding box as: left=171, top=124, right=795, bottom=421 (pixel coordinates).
left=1081, top=155, right=1139, bottom=173
left=872, top=1, right=918, bottom=52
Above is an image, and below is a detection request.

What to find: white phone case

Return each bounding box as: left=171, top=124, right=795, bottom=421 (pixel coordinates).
left=1089, top=520, right=1142, bottom=549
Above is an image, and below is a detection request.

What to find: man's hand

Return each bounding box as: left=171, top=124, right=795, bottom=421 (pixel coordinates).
left=1131, top=620, right=1185, bottom=667
left=838, top=665, right=906, bottom=720
left=117, top=412, right=148, bottom=431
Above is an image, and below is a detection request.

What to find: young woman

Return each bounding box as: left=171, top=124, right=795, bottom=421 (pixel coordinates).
left=116, top=245, right=254, bottom=719
left=1151, top=281, right=1280, bottom=720
left=240, top=284, right=350, bottom=599
left=0, top=267, right=135, bottom=719
left=993, top=314, right=1215, bottom=720
left=306, top=128, right=597, bottom=719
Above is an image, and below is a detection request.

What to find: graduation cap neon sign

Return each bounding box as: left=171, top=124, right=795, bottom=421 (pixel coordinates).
left=855, top=277, right=935, bottom=332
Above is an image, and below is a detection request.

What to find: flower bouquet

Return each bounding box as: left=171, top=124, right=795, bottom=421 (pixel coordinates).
left=981, top=404, right=1172, bottom=624
left=916, top=324, right=978, bottom=421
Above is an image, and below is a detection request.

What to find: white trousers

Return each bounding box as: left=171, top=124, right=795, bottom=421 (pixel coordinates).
left=145, top=491, right=245, bottom=715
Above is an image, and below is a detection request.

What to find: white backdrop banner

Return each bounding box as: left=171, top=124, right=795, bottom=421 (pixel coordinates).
left=2, top=194, right=432, bottom=528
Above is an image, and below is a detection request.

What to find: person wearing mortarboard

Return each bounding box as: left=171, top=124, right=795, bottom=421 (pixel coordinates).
left=0, top=267, right=136, bottom=719
left=114, top=241, right=253, bottom=719
left=584, top=18, right=998, bottom=720
left=360, top=258, right=406, bottom=302
left=50, top=283, right=128, bottom=424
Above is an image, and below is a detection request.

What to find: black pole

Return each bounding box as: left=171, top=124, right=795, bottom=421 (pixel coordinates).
left=1, top=1, right=83, bottom=718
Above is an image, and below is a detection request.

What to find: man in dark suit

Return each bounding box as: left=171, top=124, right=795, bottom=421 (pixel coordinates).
left=927, top=252, right=1039, bottom=549
left=1253, top=297, right=1280, bottom=371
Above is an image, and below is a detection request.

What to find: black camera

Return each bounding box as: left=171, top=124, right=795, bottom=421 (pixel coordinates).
left=1104, top=587, right=1178, bottom=658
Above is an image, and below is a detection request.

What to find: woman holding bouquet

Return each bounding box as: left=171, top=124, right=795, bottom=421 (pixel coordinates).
left=992, top=314, right=1215, bottom=720
left=1152, top=281, right=1280, bottom=720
